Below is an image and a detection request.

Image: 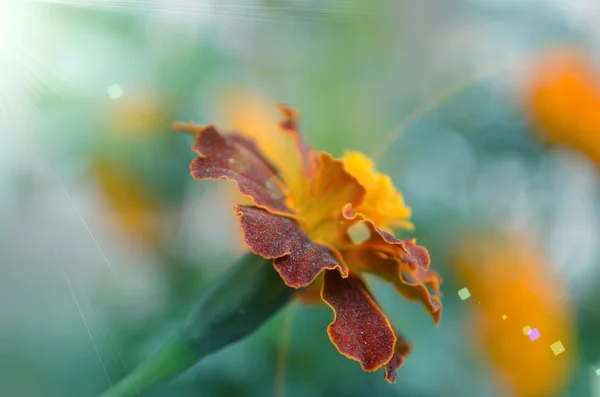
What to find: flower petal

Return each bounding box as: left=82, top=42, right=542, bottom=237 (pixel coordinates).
left=277, top=104, right=319, bottom=176
left=321, top=271, right=396, bottom=372
left=395, top=278, right=443, bottom=324
left=341, top=151, right=413, bottom=231
left=339, top=213, right=443, bottom=324
left=294, top=153, right=366, bottom=236
left=384, top=330, right=412, bottom=384
left=183, top=124, right=293, bottom=215
left=401, top=239, right=431, bottom=272
left=227, top=133, right=281, bottom=177
left=235, top=205, right=348, bottom=288
left=342, top=204, right=430, bottom=271
left=311, top=152, right=366, bottom=212
left=341, top=207, right=442, bottom=322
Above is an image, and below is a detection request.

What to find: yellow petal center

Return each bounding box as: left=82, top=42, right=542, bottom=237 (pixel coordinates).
left=341, top=151, right=413, bottom=231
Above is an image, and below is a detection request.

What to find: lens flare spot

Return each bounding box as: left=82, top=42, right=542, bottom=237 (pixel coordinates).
left=528, top=328, right=540, bottom=341
left=550, top=341, right=566, bottom=356
left=347, top=221, right=372, bottom=245
left=107, top=84, right=124, bottom=99
left=457, top=287, right=471, bottom=300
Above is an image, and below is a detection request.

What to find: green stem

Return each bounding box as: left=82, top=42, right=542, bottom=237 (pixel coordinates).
left=99, top=253, right=295, bottom=397
left=100, top=337, right=196, bottom=397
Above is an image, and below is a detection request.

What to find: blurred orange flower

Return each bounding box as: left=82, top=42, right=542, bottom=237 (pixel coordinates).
left=93, top=93, right=167, bottom=245
left=94, top=159, right=163, bottom=245
left=526, top=49, right=600, bottom=164
left=455, top=233, right=575, bottom=397
left=175, top=104, right=442, bottom=383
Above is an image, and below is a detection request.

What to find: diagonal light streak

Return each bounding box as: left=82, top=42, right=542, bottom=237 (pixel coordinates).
left=80, top=287, right=141, bottom=396
left=54, top=250, right=113, bottom=386
left=53, top=168, right=120, bottom=280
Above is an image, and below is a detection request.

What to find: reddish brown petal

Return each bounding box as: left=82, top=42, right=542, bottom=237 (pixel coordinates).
left=184, top=124, right=293, bottom=215
left=413, top=267, right=442, bottom=296
left=402, top=239, right=431, bottom=271
left=384, top=330, right=412, bottom=384
left=236, top=205, right=348, bottom=288
left=342, top=248, right=443, bottom=324
left=277, top=104, right=319, bottom=176
left=322, top=271, right=396, bottom=372
left=355, top=276, right=413, bottom=383
left=342, top=205, right=430, bottom=271
left=340, top=206, right=442, bottom=323
left=227, top=133, right=281, bottom=177
left=395, top=282, right=443, bottom=324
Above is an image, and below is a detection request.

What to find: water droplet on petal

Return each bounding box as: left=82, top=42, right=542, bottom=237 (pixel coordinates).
left=265, top=176, right=284, bottom=200
left=227, top=153, right=252, bottom=173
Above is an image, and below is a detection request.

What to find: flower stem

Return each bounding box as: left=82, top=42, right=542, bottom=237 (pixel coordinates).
left=99, top=253, right=295, bottom=396
left=99, top=337, right=196, bottom=397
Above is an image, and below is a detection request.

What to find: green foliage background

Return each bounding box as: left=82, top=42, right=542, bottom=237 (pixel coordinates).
left=1, top=1, right=599, bottom=396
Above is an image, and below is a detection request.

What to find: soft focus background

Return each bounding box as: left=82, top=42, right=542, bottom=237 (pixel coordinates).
left=2, top=0, right=600, bottom=396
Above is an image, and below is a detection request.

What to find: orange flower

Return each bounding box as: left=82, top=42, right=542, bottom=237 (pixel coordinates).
left=94, top=159, right=163, bottom=244
left=526, top=49, right=600, bottom=164
left=174, top=105, right=442, bottom=382
left=455, top=233, right=575, bottom=397
left=93, top=93, right=167, bottom=245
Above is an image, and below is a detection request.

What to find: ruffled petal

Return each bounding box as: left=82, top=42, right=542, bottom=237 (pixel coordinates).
left=294, top=153, right=366, bottom=238
left=342, top=204, right=430, bottom=271
left=179, top=123, right=294, bottom=215
left=395, top=275, right=443, bottom=324
left=341, top=151, right=413, bottom=231
left=384, top=329, right=412, bottom=384
left=321, top=271, right=396, bottom=372
left=402, top=239, right=431, bottom=272
left=235, top=205, right=348, bottom=288
left=227, top=133, right=281, bottom=177
left=339, top=207, right=443, bottom=323
left=311, top=153, right=365, bottom=213
left=277, top=104, right=319, bottom=177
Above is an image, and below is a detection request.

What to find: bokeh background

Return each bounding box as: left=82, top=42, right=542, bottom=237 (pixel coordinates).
left=2, top=0, right=600, bottom=396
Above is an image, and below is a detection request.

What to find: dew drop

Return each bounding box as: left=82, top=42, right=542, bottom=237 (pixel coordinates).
left=227, top=153, right=252, bottom=173
left=265, top=177, right=284, bottom=200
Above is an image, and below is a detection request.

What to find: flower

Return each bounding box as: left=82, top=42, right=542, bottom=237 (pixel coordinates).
left=213, top=89, right=296, bottom=254
left=94, top=158, right=164, bottom=244
left=93, top=92, right=168, bottom=245
left=526, top=49, right=600, bottom=165
left=174, top=105, right=442, bottom=383
left=454, top=233, right=575, bottom=397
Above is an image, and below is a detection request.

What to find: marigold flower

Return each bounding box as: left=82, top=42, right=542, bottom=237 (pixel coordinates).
left=526, top=49, right=600, bottom=165
left=455, top=233, right=575, bottom=397
left=174, top=105, right=443, bottom=382
left=93, top=93, right=168, bottom=245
